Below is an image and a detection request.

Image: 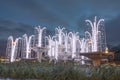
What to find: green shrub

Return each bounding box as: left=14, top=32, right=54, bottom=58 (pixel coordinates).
left=0, top=61, right=120, bottom=80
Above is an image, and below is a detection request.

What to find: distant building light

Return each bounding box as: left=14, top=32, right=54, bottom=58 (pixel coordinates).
left=105, top=47, right=109, bottom=54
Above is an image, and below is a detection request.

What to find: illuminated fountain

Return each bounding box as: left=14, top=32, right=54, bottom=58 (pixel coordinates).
left=79, top=38, right=87, bottom=64
left=85, top=31, right=92, bottom=52
left=46, top=35, right=58, bottom=62
left=22, top=34, right=35, bottom=59
left=31, top=26, right=47, bottom=62
left=55, top=27, right=65, bottom=45
left=68, top=32, right=79, bottom=58
left=5, top=16, right=113, bottom=66
left=85, top=16, right=104, bottom=52
left=35, top=26, right=46, bottom=47
left=63, top=33, right=70, bottom=53
left=54, top=39, right=59, bottom=60
left=46, top=35, right=55, bottom=57
left=78, top=16, right=112, bottom=66
left=6, top=36, right=21, bottom=62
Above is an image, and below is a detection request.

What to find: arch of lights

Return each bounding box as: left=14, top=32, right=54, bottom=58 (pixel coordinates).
left=6, top=16, right=107, bottom=63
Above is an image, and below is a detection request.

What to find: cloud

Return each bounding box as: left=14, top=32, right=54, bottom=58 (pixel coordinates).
left=1, top=0, right=70, bottom=27
left=0, top=39, right=6, bottom=56
left=105, top=15, right=120, bottom=46
left=0, top=19, right=34, bottom=39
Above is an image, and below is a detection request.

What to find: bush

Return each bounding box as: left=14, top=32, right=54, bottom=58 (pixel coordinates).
left=0, top=61, right=120, bottom=80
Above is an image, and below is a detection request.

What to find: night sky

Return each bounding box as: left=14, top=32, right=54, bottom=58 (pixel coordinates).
left=0, top=0, right=120, bottom=55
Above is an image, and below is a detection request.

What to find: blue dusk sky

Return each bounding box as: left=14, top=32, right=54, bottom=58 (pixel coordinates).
left=0, top=0, right=120, bottom=55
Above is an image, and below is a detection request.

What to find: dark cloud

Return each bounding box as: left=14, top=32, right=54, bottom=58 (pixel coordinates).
left=0, top=19, right=37, bottom=56
left=1, top=0, right=70, bottom=26
left=0, top=39, right=6, bottom=56
left=106, top=15, right=120, bottom=46
left=0, top=19, right=34, bottom=39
